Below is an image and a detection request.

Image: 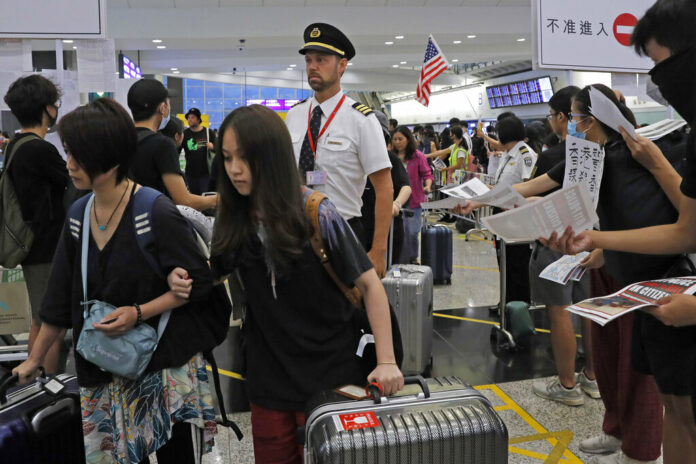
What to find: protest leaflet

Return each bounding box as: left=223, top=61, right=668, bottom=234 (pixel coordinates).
left=441, top=178, right=526, bottom=210
left=482, top=183, right=598, bottom=242
left=563, top=136, right=604, bottom=208
left=635, top=119, right=688, bottom=141
left=432, top=157, right=447, bottom=170
left=539, top=252, right=589, bottom=285
left=589, top=87, right=637, bottom=141
left=566, top=276, right=696, bottom=326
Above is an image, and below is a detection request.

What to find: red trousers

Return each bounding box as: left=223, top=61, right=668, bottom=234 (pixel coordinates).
left=590, top=268, right=663, bottom=461
left=250, top=402, right=306, bottom=464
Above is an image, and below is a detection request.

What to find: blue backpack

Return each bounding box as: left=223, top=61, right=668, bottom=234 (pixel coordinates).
left=67, top=186, right=242, bottom=439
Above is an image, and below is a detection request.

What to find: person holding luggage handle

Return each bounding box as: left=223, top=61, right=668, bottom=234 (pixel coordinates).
left=168, top=104, right=403, bottom=464
left=13, top=98, right=218, bottom=464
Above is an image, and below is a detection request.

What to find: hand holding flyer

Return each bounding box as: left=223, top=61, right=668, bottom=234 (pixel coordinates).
left=566, top=277, right=696, bottom=326
left=539, top=252, right=589, bottom=285
left=441, top=178, right=526, bottom=210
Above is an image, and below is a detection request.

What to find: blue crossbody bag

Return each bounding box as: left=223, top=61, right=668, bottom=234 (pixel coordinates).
left=75, top=192, right=170, bottom=380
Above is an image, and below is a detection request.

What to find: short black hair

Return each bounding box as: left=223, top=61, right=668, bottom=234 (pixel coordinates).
left=4, top=75, right=61, bottom=128
left=496, top=115, right=525, bottom=145
left=389, top=118, right=398, bottom=128
left=497, top=111, right=516, bottom=122
left=58, top=98, right=137, bottom=184
left=632, top=0, right=696, bottom=56
left=160, top=117, right=184, bottom=140
left=413, top=124, right=423, bottom=134
left=449, top=117, right=461, bottom=126
left=549, top=85, right=581, bottom=119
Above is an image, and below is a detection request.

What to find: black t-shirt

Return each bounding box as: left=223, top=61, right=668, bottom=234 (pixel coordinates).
left=129, top=128, right=183, bottom=198
left=361, top=151, right=410, bottom=248
left=211, top=195, right=373, bottom=410
left=40, top=192, right=212, bottom=387
left=680, top=132, right=696, bottom=199
left=548, top=140, right=680, bottom=286
left=532, top=140, right=565, bottom=196
left=183, top=127, right=216, bottom=177
left=6, top=133, right=69, bottom=265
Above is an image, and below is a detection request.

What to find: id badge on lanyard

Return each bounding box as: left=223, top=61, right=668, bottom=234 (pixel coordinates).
left=306, top=95, right=346, bottom=186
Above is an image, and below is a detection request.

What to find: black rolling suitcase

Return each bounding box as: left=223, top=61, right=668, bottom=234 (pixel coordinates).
left=421, top=223, right=453, bottom=284
left=302, top=376, right=508, bottom=464
left=0, top=371, right=85, bottom=464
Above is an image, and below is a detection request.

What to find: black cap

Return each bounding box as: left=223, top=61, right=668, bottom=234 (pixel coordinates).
left=185, top=108, right=202, bottom=120
left=299, top=23, right=355, bottom=60
left=127, top=78, right=174, bottom=115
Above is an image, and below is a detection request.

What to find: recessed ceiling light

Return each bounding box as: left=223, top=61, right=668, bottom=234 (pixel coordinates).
left=152, top=39, right=162, bottom=43
left=395, top=35, right=404, bottom=39
left=170, top=67, right=178, bottom=71
left=72, top=46, right=77, bottom=49
left=385, top=41, right=394, bottom=45
left=400, top=61, right=407, bottom=64
left=157, top=45, right=166, bottom=49
left=452, top=59, right=459, bottom=63
left=172, top=71, right=180, bottom=74
left=62, top=39, right=73, bottom=44
left=392, top=64, right=399, bottom=68
left=453, top=40, right=461, bottom=44
left=347, top=62, right=353, bottom=66
left=467, top=35, right=477, bottom=39
left=517, top=38, right=526, bottom=42
left=289, top=64, right=297, bottom=67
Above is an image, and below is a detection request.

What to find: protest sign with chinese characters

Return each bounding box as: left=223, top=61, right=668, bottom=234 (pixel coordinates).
left=563, top=135, right=604, bottom=208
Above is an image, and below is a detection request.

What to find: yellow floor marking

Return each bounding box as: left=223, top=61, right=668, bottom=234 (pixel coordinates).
left=206, top=365, right=245, bottom=381
left=434, top=312, right=582, bottom=338
left=454, top=264, right=499, bottom=272
left=475, top=384, right=583, bottom=463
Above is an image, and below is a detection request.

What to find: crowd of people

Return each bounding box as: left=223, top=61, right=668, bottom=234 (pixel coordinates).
left=1, top=1, right=695, bottom=463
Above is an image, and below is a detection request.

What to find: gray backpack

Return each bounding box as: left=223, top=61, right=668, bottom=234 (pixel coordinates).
left=0, top=134, right=39, bottom=268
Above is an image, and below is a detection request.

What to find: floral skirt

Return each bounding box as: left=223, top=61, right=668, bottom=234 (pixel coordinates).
left=80, top=354, right=218, bottom=464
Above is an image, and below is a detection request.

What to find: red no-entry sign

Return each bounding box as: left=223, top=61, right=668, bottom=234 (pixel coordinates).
left=613, top=13, right=638, bottom=46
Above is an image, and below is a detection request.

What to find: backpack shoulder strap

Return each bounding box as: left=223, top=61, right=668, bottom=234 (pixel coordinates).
left=66, top=194, right=93, bottom=242
left=4, top=134, right=41, bottom=171
left=304, top=191, right=362, bottom=307
left=132, top=186, right=164, bottom=278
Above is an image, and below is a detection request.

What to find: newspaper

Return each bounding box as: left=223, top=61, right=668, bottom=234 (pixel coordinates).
left=482, top=183, right=598, bottom=242
left=421, top=196, right=463, bottom=211
left=589, top=86, right=637, bottom=141
left=635, top=119, right=688, bottom=141
left=441, top=178, right=526, bottom=210
left=563, top=136, right=604, bottom=209
left=566, top=276, right=696, bottom=326
left=432, top=157, right=447, bottom=170
left=539, top=252, right=589, bottom=285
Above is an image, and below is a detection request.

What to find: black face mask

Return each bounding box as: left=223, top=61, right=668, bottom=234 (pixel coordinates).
left=649, top=47, right=696, bottom=123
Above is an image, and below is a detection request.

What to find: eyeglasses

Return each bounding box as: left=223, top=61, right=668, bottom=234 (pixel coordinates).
left=569, top=113, right=590, bottom=118
left=546, top=112, right=559, bottom=120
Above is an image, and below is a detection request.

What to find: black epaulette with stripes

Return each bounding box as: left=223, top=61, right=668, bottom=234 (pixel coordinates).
left=352, top=102, right=374, bottom=116
left=520, top=146, right=530, bottom=154
left=292, top=98, right=308, bottom=108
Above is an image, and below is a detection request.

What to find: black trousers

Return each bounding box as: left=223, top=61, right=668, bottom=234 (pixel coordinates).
left=138, top=422, right=202, bottom=464
left=347, top=217, right=369, bottom=251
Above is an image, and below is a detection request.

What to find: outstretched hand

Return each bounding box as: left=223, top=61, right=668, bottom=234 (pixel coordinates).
left=540, top=226, right=594, bottom=255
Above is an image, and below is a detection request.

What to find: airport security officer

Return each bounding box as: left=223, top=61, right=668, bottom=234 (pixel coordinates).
left=493, top=115, right=538, bottom=185
left=285, top=23, right=393, bottom=276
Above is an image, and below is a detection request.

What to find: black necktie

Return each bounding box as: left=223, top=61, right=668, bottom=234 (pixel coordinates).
left=299, top=105, right=323, bottom=177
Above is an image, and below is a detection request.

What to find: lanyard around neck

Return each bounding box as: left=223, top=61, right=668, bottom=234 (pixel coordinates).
left=307, top=94, right=346, bottom=157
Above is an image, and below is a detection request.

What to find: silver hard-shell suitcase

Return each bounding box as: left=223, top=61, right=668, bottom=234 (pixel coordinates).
left=381, top=265, right=433, bottom=375
left=303, top=376, right=508, bottom=464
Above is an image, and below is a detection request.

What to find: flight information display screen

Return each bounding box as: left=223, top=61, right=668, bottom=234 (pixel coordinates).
left=486, top=76, right=554, bottom=109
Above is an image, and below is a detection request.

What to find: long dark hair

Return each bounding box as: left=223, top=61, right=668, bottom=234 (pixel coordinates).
left=450, top=126, right=468, bottom=150
left=393, top=125, right=418, bottom=161
left=212, top=105, right=310, bottom=267
left=573, top=84, right=637, bottom=142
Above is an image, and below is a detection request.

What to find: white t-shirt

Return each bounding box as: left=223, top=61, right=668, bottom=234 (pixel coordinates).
left=285, top=91, right=391, bottom=220
left=494, top=141, right=537, bottom=186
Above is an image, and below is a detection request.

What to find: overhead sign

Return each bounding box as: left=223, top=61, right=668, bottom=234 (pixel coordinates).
left=0, top=0, right=105, bottom=38
left=534, top=0, right=653, bottom=73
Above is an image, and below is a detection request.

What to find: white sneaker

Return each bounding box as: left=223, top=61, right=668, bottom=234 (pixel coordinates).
left=580, top=434, right=622, bottom=454
left=593, top=451, right=657, bottom=464
left=532, top=377, right=584, bottom=406
left=577, top=369, right=601, bottom=399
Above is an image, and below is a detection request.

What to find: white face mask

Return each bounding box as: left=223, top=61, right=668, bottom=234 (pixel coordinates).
left=646, top=78, right=669, bottom=106
left=158, top=103, right=170, bottom=130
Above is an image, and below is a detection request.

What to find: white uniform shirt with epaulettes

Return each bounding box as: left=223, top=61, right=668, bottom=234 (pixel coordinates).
left=285, top=90, right=391, bottom=220
left=494, top=141, right=538, bottom=186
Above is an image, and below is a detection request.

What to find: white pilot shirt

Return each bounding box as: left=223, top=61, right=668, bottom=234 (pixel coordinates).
left=285, top=90, right=391, bottom=220
left=494, top=141, right=537, bottom=186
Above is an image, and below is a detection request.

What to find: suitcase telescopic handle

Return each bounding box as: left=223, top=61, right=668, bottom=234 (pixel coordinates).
left=0, top=366, right=45, bottom=404
left=367, top=376, right=431, bottom=404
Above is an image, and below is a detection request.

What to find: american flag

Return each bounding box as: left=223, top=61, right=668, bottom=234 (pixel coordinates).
left=416, top=35, right=449, bottom=107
